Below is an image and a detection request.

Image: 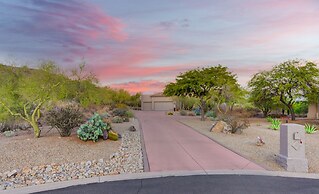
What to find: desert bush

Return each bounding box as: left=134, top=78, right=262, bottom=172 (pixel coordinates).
left=220, top=115, right=249, bottom=134
left=112, top=108, right=127, bottom=117
left=123, top=117, right=130, bottom=122
left=266, top=116, right=273, bottom=122
left=167, top=112, right=174, bottom=115
left=0, top=119, right=31, bottom=132
left=294, top=101, right=308, bottom=115
left=126, top=110, right=134, bottom=118
left=305, top=123, right=316, bottom=134
left=112, top=116, right=124, bottom=123
left=269, top=118, right=281, bottom=130
left=180, top=110, right=187, bottom=116
left=193, top=108, right=201, bottom=116
left=205, top=111, right=216, bottom=118
left=77, top=113, right=111, bottom=142
left=188, top=112, right=195, bottom=116
left=115, top=103, right=128, bottom=109
left=46, top=105, right=84, bottom=137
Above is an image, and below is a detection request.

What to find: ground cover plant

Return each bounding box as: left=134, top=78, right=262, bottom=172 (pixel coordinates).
left=269, top=118, right=281, bottom=130
left=305, top=123, right=316, bottom=134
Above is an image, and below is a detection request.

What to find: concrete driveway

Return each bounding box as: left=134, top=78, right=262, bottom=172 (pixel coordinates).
left=135, top=111, right=264, bottom=172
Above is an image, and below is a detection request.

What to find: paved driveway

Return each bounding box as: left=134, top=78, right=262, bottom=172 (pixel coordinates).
left=135, top=111, right=264, bottom=172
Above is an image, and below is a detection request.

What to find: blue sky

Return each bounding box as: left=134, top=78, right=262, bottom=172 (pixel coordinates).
left=0, top=0, right=318, bottom=93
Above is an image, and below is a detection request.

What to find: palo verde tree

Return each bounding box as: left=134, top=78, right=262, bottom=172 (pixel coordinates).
left=248, top=60, right=319, bottom=120
left=0, top=61, right=63, bottom=137
left=164, top=65, right=239, bottom=121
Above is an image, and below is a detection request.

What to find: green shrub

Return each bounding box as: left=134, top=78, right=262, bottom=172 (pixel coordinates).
left=112, top=108, right=127, bottom=117
left=266, top=116, right=273, bottom=122
left=77, top=113, right=111, bottom=142
left=125, top=110, right=134, bottom=118
left=167, top=112, right=174, bottom=115
left=305, top=123, right=316, bottom=134
left=46, top=105, right=84, bottom=137
left=123, top=117, right=130, bottom=122
left=115, top=103, right=128, bottom=109
left=112, top=116, right=124, bottom=123
left=294, top=101, right=308, bottom=115
left=193, top=108, right=200, bottom=116
left=180, top=110, right=187, bottom=116
left=269, top=118, right=281, bottom=130
left=205, top=111, right=216, bottom=118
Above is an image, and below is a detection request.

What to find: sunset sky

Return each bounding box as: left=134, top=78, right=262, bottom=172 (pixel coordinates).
left=0, top=0, right=318, bottom=94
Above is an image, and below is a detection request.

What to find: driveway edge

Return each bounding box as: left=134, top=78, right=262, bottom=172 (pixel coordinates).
left=134, top=114, right=150, bottom=172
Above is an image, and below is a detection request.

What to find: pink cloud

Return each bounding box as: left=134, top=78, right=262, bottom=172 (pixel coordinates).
left=2, top=0, right=127, bottom=49
left=110, top=80, right=167, bottom=94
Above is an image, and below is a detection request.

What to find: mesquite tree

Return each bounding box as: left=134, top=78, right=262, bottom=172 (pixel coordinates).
left=164, top=65, right=238, bottom=121
left=248, top=60, right=319, bottom=120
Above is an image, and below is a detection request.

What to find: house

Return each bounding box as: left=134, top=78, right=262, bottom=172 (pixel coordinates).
left=141, top=93, right=175, bottom=111
left=307, top=103, right=318, bottom=119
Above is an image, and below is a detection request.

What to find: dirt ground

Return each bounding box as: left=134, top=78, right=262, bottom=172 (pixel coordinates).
left=0, top=121, right=132, bottom=173
left=178, top=116, right=319, bottom=173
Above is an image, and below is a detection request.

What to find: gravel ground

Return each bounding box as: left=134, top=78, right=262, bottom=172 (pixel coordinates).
left=0, top=119, right=143, bottom=190
left=178, top=117, right=319, bottom=173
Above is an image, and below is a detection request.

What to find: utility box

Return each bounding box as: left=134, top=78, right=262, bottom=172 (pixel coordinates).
left=277, top=124, right=308, bottom=172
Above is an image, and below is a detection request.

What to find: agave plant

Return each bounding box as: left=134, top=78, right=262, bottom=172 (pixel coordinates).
left=270, top=118, right=281, bottom=130
left=305, top=123, right=316, bottom=134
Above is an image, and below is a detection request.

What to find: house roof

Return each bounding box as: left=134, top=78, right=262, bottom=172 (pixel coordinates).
left=150, top=92, right=166, bottom=97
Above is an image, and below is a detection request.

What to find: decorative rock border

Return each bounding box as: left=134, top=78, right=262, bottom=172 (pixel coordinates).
left=0, top=129, right=143, bottom=190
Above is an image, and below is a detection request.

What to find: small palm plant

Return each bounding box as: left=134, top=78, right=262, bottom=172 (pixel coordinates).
left=305, top=123, right=316, bottom=134
left=269, top=118, right=281, bottom=130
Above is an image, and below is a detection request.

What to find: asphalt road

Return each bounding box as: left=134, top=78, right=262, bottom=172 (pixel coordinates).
left=36, top=175, right=319, bottom=194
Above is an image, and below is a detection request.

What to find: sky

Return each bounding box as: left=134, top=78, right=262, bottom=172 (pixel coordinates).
left=0, top=0, right=319, bottom=94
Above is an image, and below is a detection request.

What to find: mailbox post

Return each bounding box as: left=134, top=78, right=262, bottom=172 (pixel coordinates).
left=277, top=124, right=308, bottom=172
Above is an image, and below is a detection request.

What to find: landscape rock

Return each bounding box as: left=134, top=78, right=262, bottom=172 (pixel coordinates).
left=0, top=124, right=143, bottom=190
left=210, top=121, right=226, bottom=133
left=3, top=131, right=16, bottom=137
left=128, top=126, right=136, bottom=132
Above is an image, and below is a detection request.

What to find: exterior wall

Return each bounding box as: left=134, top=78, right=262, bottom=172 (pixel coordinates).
left=141, top=95, right=152, bottom=111
left=307, top=103, right=318, bottom=119
left=141, top=95, right=175, bottom=111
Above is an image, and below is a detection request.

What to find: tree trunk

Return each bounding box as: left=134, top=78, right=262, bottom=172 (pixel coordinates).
left=200, top=97, right=206, bottom=121
left=288, top=106, right=296, bottom=121
left=262, top=110, right=268, bottom=118
left=31, top=121, right=41, bottom=138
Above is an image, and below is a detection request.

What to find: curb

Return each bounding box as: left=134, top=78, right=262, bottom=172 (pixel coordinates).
left=2, top=170, right=319, bottom=194
left=134, top=114, right=150, bottom=172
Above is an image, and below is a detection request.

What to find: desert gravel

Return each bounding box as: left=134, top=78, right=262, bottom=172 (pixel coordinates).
left=0, top=119, right=143, bottom=190
left=178, top=117, right=319, bottom=173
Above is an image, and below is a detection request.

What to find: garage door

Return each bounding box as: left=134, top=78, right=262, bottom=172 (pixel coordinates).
left=154, top=102, right=174, bottom=111
left=142, top=102, right=152, bottom=111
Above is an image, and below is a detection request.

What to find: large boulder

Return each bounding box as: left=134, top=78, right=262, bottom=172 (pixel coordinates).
left=210, top=121, right=226, bottom=133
